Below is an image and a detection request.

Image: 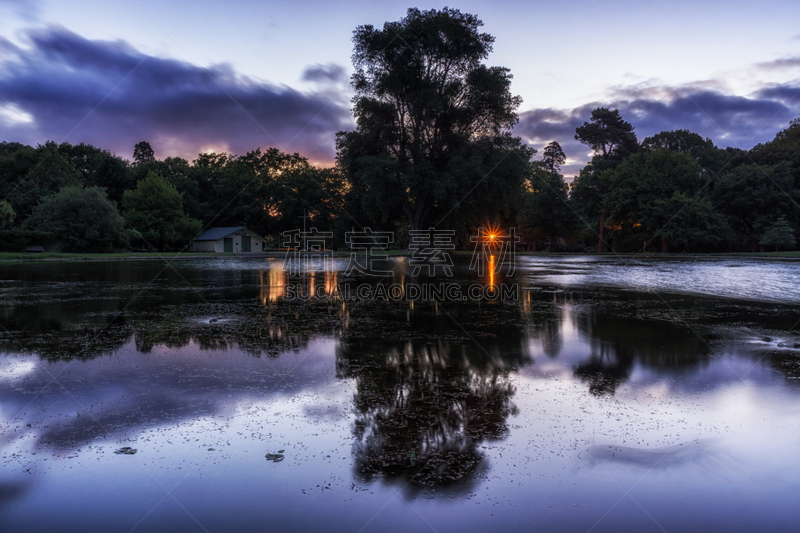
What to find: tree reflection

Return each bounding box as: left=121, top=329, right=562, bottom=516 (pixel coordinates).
left=0, top=296, right=338, bottom=359
left=570, top=308, right=711, bottom=395
left=337, top=331, right=529, bottom=491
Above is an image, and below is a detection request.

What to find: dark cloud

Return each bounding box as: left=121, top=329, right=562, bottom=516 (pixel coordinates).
left=516, top=84, right=800, bottom=177
left=756, top=57, right=800, bottom=70
left=0, top=26, right=353, bottom=163
left=756, top=84, right=800, bottom=102
left=302, top=63, right=347, bottom=84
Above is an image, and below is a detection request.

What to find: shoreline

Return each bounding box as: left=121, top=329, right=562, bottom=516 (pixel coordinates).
left=1, top=250, right=799, bottom=264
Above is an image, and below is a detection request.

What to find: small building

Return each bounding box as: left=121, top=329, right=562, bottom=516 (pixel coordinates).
left=190, top=226, right=267, bottom=253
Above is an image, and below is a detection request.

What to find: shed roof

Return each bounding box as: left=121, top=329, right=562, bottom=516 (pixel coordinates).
left=193, top=227, right=246, bottom=241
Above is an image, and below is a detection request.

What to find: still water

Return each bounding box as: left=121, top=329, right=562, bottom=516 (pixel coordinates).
left=1, top=256, right=799, bottom=532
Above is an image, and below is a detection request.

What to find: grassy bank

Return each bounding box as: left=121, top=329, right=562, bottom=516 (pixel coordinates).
left=0, top=251, right=221, bottom=262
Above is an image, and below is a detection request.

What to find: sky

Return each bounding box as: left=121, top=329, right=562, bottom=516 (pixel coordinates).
left=0, top=0, right=799, bottom=177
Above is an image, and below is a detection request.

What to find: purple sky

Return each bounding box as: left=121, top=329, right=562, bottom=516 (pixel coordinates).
left=1, top=0, right=799, bottom=176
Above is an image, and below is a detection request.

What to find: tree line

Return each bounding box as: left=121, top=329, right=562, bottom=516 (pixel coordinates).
left=0, top=7, right=797, bottom=253
left=566, top=109, right=800, bottom=253
left=0, top=140, right=346, bottom=252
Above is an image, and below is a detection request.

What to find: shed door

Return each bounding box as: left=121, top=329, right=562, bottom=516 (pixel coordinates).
left=224, top=238, right=233, bottom=252
left=242, top=236, right=251, bottom=252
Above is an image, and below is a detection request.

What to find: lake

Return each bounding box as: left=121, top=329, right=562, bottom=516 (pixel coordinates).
left=1, top=255, right=799, bottom=532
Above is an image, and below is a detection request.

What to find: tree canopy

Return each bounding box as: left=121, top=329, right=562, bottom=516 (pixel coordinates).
left=0, top=13, right=798, bottom=255
left=336, top=7, right=532, bottom=233
left=604, top=149, right=724, bottom=252
left=24, top=186, right=133, bottom=252
left=521, top=142, right=579, bottom=250
left=122, top=171, right=202, bottom=252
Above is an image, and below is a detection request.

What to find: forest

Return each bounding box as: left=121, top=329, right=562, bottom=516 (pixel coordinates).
left=0, top=7, right=798, bottom=254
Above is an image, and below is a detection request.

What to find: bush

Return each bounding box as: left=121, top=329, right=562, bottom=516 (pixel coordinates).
left=24, top=186, right=136, bottom=252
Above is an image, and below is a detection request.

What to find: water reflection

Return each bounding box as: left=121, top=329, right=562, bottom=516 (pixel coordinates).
left=1, top=257, right=800, bottom=505
left=337, top=336, right=526, bottom=491
left=570, top=309, right=711, bottom=395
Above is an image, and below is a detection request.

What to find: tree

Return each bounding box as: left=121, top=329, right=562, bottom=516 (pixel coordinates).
left=641, top=129, right=726, bottom=175
left=7, top=142, right=81, bottom=222
left=751, top=118, right=800, bottom=167
left=573, top=108, right=638, bottom=252
left=0, top=143, right=38, bottom=224
left=58, top=142, right=135, bottom=204
left=0, top=200, right=15, bottom=229
left=521, top=142, right=579, bottom=250
left=336, top=7, right=532, bottom=234
left=604, top=149, right=725, bottom=252
left=206, top=148, right=314, bottom=237
left=24, top=186, right=134, bottom=252
left=642, top=129, right=710, bottom=155
left=713, top=163, right=798, bottom=251
left=122, top=171, right=202, bottom=251
left=574, top=107, right=638, bottom=160
left=133, top=141, right=156, bottom=166
left=759, top=217, right=796, bottom=251
left=541, top=140, right=566, bottom=174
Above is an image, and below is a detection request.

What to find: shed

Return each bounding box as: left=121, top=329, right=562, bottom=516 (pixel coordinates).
left=190, top=227, right=267, bottom=253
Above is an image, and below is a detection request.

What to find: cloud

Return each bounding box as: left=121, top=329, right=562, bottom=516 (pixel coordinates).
left=302, top=63, right=347, bottom=84
left=756, top=57, right=800, bottom=70
left=756, top=84, right=800, bottom=102
left=516, top=83, right=800, bottom=178
left=0, top=26, right=353, bottom=163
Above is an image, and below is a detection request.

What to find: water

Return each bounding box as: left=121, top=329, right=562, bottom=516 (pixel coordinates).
left=1, top=256, right=799, bottom=532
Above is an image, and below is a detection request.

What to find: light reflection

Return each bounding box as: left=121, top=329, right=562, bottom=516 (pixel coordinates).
left=259, top=265, right=287, bottom=304
left=324, top=269, right=338, bottom=297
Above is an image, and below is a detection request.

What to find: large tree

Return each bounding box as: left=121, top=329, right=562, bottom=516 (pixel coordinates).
left=122, top=171, right=202, bottom=252
left=641, top=129, right=726, bottom=175
left=713, top=162, right=798, bottom=251
left=24, top=186, right=134, bottom=252
left=6, top=142, right=81, bottom=222
left=133, top=141, right=156, bottom=166
left=604, top=149, right=725, bottom=252
left=522, top=141, right=579, bottom=250
left=336, top=7, right=532, bottom=233
left=574, top=108, right=638, bottom=160
left=572, top=108, right=638, bottom=252
left=58, top=142, right=135, bottom=204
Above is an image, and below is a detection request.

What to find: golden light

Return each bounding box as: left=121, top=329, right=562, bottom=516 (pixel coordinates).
left=482, top=224, right=502, bottom=246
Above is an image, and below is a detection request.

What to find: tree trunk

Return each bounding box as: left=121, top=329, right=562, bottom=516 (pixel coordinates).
left=550, top=233, right=555, bottom=252
left=661, top=238, right=669, bottom=254
left=751, top=241, right=756, bottom=253
left=531, top=240, right=536, bottom=253
left=598, top=211, right=606, bottom=253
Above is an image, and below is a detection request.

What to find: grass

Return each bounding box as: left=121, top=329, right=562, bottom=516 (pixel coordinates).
left=0, top=251, right=222, bottom=262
